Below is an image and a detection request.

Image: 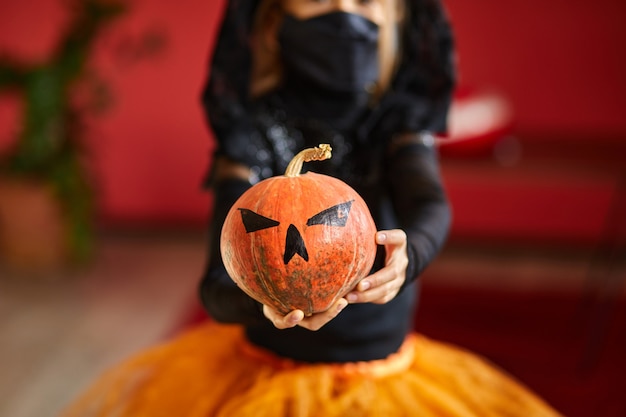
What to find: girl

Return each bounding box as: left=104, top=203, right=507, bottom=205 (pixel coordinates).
left=62, top=1, right=563, bottom=415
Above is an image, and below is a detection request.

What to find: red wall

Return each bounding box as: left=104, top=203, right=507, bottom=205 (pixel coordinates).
left=1, top=0, right=625, bottom=239
left=446, top=0, right=626, bottom=137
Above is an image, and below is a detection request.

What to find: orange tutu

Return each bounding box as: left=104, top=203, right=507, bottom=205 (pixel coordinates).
left=60, top=322, right=562, bottom=417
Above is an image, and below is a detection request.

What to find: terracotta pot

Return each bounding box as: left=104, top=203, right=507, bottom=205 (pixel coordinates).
left=0, top=177, right=69, bottom=272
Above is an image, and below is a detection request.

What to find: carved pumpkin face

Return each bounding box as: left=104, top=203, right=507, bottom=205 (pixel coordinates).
left=221, top=171, right=377, bottom=316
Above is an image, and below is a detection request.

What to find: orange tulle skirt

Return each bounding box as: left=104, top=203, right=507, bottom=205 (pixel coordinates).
left=60, top=322, right=563, bottom=417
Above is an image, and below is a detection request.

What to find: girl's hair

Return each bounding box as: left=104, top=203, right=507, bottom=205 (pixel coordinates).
left=249, top=0, right=405, bottom=100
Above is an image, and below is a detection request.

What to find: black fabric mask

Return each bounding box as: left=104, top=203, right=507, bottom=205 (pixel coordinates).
left=278, top=12, right=380, bottom=94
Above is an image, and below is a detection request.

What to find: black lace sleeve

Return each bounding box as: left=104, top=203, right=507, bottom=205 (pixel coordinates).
left=200, top=0, right=261, bottom=164
left=199, top=178, right=266, bottom=325
left=386, top=137, right=451, bottom=284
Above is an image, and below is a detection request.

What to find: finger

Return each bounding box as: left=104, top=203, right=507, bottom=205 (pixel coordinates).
left=348, top=263, right=406, bottom=302
left=356, top=267, right=394, bottom=292
left=298, top=298, right=348, bottom=331
left=349, top=274, right=403, bottom=304
left=347, top=271, right=390, bottom=303
left=376, top=229, right=406, bottom=246
left=376, top=229, right=408, bottom=268
left=362, top=279, right=402, bottom=304
left=264, top=306, right=304, bottom=329
left=285, top=309, right=305, bottom=326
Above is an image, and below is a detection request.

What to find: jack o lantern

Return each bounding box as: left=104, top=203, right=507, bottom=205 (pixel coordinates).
left=220, top=144, right=377, bottom=316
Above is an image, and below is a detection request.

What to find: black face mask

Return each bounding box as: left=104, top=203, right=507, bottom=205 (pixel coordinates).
left=278, top=12, right=380, bottom=94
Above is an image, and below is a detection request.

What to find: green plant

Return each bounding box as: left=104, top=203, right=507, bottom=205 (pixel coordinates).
left=0, top=0, right=125, bottom=261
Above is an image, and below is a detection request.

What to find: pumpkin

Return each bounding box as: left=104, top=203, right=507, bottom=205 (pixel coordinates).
left=220, top=144, right=377, bottom=316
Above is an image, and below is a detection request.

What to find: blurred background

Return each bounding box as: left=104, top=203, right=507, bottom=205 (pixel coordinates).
left=0, top=0, right=624, bottom=416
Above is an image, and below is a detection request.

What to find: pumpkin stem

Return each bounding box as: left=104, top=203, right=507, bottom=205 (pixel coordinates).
left=284, top=144, right=333, bottom=177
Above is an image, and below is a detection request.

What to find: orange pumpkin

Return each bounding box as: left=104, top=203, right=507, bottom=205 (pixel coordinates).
left=220, top=144, right=377, bottom=316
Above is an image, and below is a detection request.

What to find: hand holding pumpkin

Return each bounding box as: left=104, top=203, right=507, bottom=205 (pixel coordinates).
left=263, top=298, right=348, bottom=331
left=264, top=228, right=407, bottom=330
left=346, top=229, right=408, bottom=305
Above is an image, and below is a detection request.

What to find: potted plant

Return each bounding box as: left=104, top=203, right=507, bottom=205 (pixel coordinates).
left=0, top=0, right=125, bottom=270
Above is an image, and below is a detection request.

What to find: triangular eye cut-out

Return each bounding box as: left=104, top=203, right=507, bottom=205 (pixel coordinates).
left=238, top=209, right=280, bottom=233
left=306, top=200, right=353, bottom=227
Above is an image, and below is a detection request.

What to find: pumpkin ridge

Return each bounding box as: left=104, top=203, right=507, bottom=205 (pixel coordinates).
left=255, top=178, right=294, bottom=313
left=284, top=179, right=316, bottom=316
left=328, top=178, right=365, bottom=298
left=254, top=243, right=289, bottom=313
left=271, top=176, right=313, bottom=313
